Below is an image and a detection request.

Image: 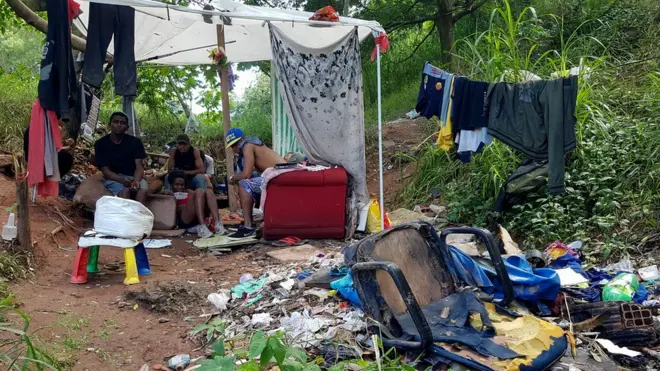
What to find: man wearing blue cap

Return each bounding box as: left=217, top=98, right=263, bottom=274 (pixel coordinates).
left=226, top=128, right=284, bottom=237
left=94, top=111, right=149, bottom=203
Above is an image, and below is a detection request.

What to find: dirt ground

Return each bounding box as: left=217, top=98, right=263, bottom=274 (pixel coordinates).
left=365, top=117, right=436, bottom=206
left=1, top=118, right=432, bottom=370
left=0, top=176, right=344, bottom=370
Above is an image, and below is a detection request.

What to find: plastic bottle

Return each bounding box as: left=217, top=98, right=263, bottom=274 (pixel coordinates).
left=2, top=213, right=17, bottom=241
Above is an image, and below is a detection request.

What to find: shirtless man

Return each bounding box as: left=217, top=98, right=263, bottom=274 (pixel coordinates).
left=226, top=128, right=284, bottom=237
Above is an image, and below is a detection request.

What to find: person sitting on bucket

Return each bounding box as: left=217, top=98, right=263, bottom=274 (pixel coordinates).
left=94, top=111, right=149, bottom=204
left=166, top=134, right=208, bottom=191
left=226, top=128, right=285, bottom=237
left=165, top=170, right=226, bottom=238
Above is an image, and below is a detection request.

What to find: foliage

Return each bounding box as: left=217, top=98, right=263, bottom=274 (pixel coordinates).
left=0, top=295, right=62, bottom=370
left=0, top=71, right=37, bottom=153
left=198, top=330, right=322, bottom=371
left=190, top=318, right=226, bottom=345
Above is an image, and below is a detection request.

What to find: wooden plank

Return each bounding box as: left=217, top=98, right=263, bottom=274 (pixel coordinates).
left=216, top=24, right=236, bottom=212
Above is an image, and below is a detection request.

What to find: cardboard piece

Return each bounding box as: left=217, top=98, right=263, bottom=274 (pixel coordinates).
left=266, top=244, right=323, bottom=262
left=193, top=235, right=258, bottom=249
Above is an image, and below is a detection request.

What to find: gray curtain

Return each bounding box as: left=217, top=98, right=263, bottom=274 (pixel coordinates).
left=268, top=24, right=368, bottom=207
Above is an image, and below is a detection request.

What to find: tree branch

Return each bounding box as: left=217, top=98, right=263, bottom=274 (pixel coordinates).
left=389, top=23, right=436, bottom=65
left=453, top=0, right=491, bottom=22
left=384, top=16, right=435, bottom=33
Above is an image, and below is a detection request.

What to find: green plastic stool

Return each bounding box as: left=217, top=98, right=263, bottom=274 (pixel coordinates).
left=86, top=246, right=100, bottom=273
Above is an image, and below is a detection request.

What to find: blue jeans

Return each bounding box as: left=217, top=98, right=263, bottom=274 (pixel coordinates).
left=104, top=174, right=148, bottom=195
left=165, top=173, right=207, bottom=190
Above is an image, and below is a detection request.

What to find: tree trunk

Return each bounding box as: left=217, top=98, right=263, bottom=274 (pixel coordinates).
left=343, top=0, right=350, bottom=16
left=436, top=0, right=456, bottom=67
left=436, top=14, right=456, bottom=67
left=16, top=177, right=31, bottom=253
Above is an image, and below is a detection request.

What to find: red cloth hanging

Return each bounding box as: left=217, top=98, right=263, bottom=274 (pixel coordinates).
left=68, top=0, right=81, bottom=22
left=27, top=100, right=62, bottom=197
left=371, top=32, right=390, bottom=61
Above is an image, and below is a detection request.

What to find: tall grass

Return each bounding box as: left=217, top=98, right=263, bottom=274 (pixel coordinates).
left=401, top=0, right=660, bottom=258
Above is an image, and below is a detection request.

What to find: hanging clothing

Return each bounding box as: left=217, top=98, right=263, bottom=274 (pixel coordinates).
left=486, top=76, right=578, bottom=194
left=27, top=100, right=63, bottom=197
left=82, top=3, right=137, bottom=96
left=38, top=0, right=78, bottom=121
left=269, top=24, right=367, bottom=205
left=416, top=62, right=448, bottom=119
left=454, top=128, right=493, bottom=163
left=451, top=77, right=489, bottom=131
left=416, top=62, right=454, bottom=151
left=436, top=75, right=455, bottom=150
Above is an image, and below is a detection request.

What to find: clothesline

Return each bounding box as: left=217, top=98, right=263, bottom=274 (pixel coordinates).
left=416, top=61, right=579, bottom=196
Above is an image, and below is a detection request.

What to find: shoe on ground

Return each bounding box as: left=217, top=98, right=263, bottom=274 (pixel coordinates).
left=228, top=226, right=255, bottom=238
left=197, top=224, right=213, bottom=238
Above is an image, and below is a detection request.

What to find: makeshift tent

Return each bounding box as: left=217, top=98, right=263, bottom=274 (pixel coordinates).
left=74, top=0, right=388, bottom=229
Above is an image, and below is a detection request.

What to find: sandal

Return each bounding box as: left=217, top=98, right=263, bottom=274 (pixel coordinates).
left=270, top=236, right=308, bottom=247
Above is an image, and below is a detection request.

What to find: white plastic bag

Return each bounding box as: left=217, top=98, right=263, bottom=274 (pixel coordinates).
left=94, top=196, right=154, bottom=239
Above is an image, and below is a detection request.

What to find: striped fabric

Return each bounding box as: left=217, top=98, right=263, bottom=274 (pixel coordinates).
left=271, top=68, right=304, bottom=156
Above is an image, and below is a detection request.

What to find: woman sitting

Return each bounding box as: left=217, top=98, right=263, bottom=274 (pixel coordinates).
left=166, top=170, right=226, bottom=238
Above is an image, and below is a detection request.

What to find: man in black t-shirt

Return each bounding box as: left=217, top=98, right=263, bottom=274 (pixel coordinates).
left=94, top=111, right=148, bottom=203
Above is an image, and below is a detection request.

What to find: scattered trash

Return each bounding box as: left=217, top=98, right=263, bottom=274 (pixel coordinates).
left=603, top=273, right=639, bottom=301
left=280, top=278, right=295, bottom=291
left=555, top=268, right=590, bottom=286
left=239, top=273, right=254, bottom=283
left=330, top=272, right=361, bottom=308
left=606, top=259, right=634, bottom=273
left=595, top=339, right=641, bottom=357
left=2, top=213, right=17, bottom=241
left=207, top=291, right=230, bottom=312
left=317, top=342, right=362, bottom=366
left=297, top=270, right=313, bottom=280
left=304, top=288, right=331, bottom=300
left=143, top=239, right=173, bottom=249
left=167, top=354, right=191, bottom=371
left=404, top=109, right=419, bottom=119
left=250, top=313, right=272, bottom=326
left=639, top=265, right=660, bottom=282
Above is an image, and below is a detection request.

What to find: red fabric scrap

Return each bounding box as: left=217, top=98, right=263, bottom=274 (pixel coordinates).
left=27, top=100, right=62, bottom=197
left=68, top=0, right=81, bottom=22
left=371, top=32, right=390, bottom=61
left=309, top=6, right=340, bottom=22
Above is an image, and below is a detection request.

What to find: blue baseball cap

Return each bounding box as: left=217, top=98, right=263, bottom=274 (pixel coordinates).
left=225, top=128, right=244, bottom=148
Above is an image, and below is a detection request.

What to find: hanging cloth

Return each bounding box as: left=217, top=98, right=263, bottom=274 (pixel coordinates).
left=269, top=24, right=367, bottom=205
left=27, top=100, right=63, bottom=197
left=38, top=0, right=78, bottom=122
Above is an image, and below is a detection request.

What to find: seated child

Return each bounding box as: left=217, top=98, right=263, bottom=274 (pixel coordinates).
left=166, top=170, right=226, bottom=238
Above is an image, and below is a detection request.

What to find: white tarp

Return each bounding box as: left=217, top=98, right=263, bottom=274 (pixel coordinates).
left=74, top=0, right=384, bottom=65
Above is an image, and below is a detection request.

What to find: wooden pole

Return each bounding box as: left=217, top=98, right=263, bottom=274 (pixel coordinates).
left=14, top=156, right=31, bottom=252
left=216, top=24, right=237, bottom=212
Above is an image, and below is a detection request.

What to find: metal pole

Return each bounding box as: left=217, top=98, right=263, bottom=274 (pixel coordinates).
left=377, top=44, right=384, bottom=230
left=216, top=24, right=237, bottom=212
